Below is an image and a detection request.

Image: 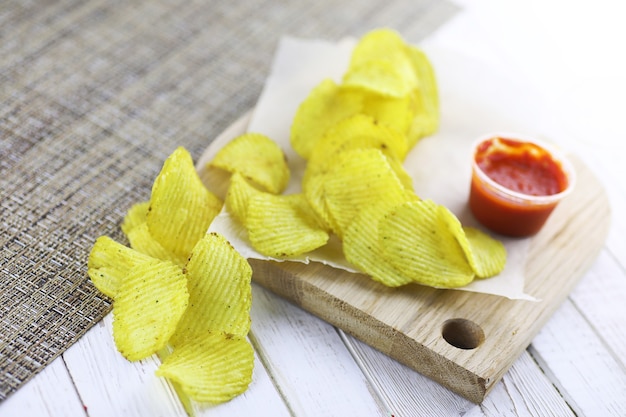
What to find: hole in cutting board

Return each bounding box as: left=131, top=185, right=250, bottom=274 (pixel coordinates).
left=441, top=318, right=485, bottom=349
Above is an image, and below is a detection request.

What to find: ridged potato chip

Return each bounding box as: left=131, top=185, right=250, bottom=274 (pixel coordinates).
left=87, top=236, right=154, bottom=298
left=224, top=172, right=265, bottom=225
left=246, top=192, right=329, bottom=257
left=458, top=226, right=507, bottom=278
left=307, top=114, right=409, bottom=171
left=405, top=45, right=439, bottom=146
left=125, top=222, right=182, bottom=266
left=147, top=147, right=223, bottom=263
left=317, top=148, right=408, bottom=238
left=209, top=132, right=290, bottom=194
left=121, top=201, right=149, bottom=236
left=378, top=200, right=475, bottom=288
left=112, top=258, right=188, bottom=361
left=348, top=28, right=418, bottom=87
left=156, top=331, right=254, bottom=404
left=342, top=198, right=415, bottom=287
left=169, top=233, right=252, bottom=348
left=290, top=78, right=363, bottom=159
left=361, top=91, right=415, bottom=142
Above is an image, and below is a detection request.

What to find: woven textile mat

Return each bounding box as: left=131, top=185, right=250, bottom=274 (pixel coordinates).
left=0, top=0, right=457, bottom=401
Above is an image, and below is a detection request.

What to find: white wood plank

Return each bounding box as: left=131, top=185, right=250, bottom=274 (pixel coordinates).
left=570, top=250, right=626, bottom=365
left=0, top=356, right=85, bottom=417
left=249, top=284, right=389, bottom=416
left=343, top=332, right=574, bottom=416
left=529, top=295, right=626, bottom=416
left=63, top=314, right=188, bottom=417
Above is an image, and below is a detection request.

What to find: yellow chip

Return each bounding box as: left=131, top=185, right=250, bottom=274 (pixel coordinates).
left=224, top=172, right=265, bottom=225
left=307, top=114, right=409, bottom=171
left=209, top=133, right=290, bottom=194
left=87, top=236, right=154, bottom=299
left=156, top=331, right=254, bottom=404
left=343, top=198, right=415, bottom=287
left=361, top=90, right=416, bottom=141
left=112, top=258, right=188, bottom=361
left=121, top=201, right=150, bottom=236
left=147, top=147, right=223, bottom=262
left=125, top=222, right=182, bottom=266
left=320, top=148, right=408, bottom=238
left=378, top=200, right=475, bottom=288
left=170, top=233, right=252, bottom=347
left=342, top=59, right=413, bottom=99
left=458, top=226, right=507, bottom=278
left=349, top=28, right=418, bottom=87
left=405, top=45, right=439, bottom=146
left=246, top=193, right=329, bottom=257
left=290, top=78, right=363, bottom=159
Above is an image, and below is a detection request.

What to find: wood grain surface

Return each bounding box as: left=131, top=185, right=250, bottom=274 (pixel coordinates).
left=198, top=111, right=611, bottom=403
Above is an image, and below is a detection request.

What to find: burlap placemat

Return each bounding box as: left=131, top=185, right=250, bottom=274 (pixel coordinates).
left=0, top=0, right=457, bottom=401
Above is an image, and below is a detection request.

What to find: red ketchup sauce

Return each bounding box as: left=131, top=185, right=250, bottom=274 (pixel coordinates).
left=469, top=136, right=573, bottom=237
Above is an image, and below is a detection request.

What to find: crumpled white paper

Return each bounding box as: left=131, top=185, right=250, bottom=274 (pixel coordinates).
left=209, top=35, right=541, bottom=301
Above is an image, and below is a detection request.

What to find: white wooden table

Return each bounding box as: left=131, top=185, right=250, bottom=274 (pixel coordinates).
left=3, top=1, right=626, bottom=416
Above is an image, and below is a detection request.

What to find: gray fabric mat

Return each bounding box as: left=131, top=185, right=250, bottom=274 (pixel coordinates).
left=0, top=0, right=458, bottom=401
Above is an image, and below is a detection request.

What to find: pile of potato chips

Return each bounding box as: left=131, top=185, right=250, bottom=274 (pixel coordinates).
left=88, top=147, right=254, bottom=406
left=215, top=28, right=506, bottom=288
left=86, top=27, right=507, bottom=409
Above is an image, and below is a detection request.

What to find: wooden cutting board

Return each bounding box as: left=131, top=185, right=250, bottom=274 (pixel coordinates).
left=196, top=111, right=611, bottom=404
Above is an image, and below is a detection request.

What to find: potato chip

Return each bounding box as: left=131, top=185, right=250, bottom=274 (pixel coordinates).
left=224, top=172, right=265, bottom=225
left=147, top=147, right=223, bottom=262
left=125, top=222, right=182, bottom=266
left=87, top=235, right=154, bottom=298
left=307, top=114, right=409, bottom=171
left=290, top=78, right=363, bottom=159
left=378, top=200, right=475, bottom=288
left=121, top=201, right=149, bottom=236
left=156, top=331, right=254, bottom=404
left=246, top=193, right=329, bottom=257
left=209, top=132, right=290, bottom=194
left=348, top=28, right=418, bottom=87
left=169, top=233, right=252, bottom=347
left=361, top=91, right=416, bottom=141
left=342, top=59, right=413, bottom=99
left=112, top=258, right=188, bottom=361
left=343, top=199, right=415, bottom=287
left=405, top=45, right=439, bottom=146
left=458, top=226, right=507, bottom=278
left=318, top=148, right=408, bottom=238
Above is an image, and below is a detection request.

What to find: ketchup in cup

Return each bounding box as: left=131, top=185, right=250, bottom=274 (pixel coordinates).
left=469, top=135, right=575, bottom=237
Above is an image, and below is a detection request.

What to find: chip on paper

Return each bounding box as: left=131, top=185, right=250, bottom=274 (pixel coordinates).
left=87, top=235, right=154, bottom=298
left=209, top=132, right=290, bottom=194
left=342, top=198, right=416, bottom=287
left=458, top=226, right=507, bottom=278
left=156, top=331, right=254, bottom=404
left=317, top=148, right=408, bottom=239
left=348, top=28, right=418, bottom=86
left=307, top=114, right=409, bottom=171
left=361, top=91, right=415, bottom=141
left=405, top=45, right=439, bottom=146
left=246, top=193, right=329, bottom=257
left=147, top=147, right=223, bottom=263
left=112, top=258, right=189, bottom=361
left=169, top=233, right=252, bottom=348
left=290, top=78, right=363, bottom=159
left=378, top=200, right=475, bottom=288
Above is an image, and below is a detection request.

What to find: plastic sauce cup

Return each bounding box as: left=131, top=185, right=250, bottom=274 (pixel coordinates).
left=469, top=134, right=576, bottom=237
